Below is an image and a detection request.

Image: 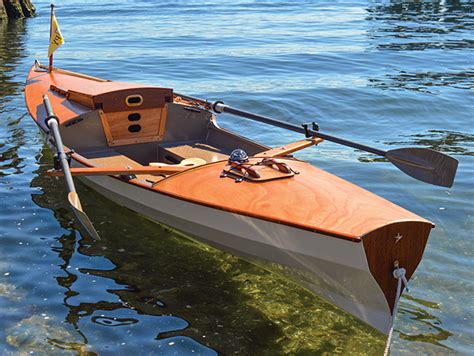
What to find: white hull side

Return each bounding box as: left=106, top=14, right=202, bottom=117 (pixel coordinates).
left=78, top=173, right=392, bottom=334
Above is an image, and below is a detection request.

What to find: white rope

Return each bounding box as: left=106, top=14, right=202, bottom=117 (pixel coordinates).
left=384, top=266, right=409, bottom=356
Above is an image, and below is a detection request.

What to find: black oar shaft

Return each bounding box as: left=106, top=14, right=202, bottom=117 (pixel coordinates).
left=175, top=92, right=386, bottom=156
left=43, top=95, right=76, bottom=193
left=42, top=94, right=101, bottom=240
left=214, top=103, right=386, bottom=156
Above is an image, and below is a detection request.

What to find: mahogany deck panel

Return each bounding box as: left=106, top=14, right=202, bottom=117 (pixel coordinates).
left=155, top=158, right=431, bottom=240
left=25, top=65, right=170, bottom=126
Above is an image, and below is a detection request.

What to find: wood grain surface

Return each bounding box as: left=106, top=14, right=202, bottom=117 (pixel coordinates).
left=100, top=107, right=167, bottom=146
left=25, top=65, right=171, bottom=127
left=155, top=158, right=431, bottom=241
left=362, top=221, right=432, bottom=311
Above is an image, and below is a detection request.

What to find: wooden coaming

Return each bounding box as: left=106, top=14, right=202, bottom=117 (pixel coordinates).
left=362, top=222, right=432, bottom=311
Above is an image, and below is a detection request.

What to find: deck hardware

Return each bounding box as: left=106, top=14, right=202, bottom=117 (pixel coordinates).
left=256, top=158, right=299, bottom=175
left=302, top=122, right=319, bottom=138
left=257, top=157, right=299, bottom=174
left=34, top=59, right=47, bottom=72
left=302, top=123, right=310, bottom=137
left=229, top=149, right=249, bottom=164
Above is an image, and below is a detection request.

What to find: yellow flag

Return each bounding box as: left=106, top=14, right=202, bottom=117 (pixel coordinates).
left=48, top=14, right=64, bottom=57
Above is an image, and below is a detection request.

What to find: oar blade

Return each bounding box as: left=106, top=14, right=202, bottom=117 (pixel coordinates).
left=68, top=192, right=101, bottom=240
left=386, top=148, right=458, bottom=187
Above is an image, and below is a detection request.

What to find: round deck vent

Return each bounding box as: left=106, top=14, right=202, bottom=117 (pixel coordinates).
left=128, top=124, right=141, bottom=133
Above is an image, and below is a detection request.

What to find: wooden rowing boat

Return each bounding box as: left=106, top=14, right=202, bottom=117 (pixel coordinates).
left=24, top=61, right=455, bottom=335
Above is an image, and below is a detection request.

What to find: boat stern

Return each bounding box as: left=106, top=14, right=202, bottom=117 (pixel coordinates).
left=362, top=220, right=433, bottom=321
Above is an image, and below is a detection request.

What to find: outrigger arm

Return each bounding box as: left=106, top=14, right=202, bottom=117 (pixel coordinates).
left=176, top=93, right=459, bottom=188
left=42, top=94, right=100, bottom=240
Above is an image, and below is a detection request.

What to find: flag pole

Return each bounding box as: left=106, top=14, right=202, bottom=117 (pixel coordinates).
left=48, top=3, right=54, bottom=72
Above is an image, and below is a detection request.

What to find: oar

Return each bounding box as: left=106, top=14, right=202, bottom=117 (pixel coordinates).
left=43, top=95, right=100, bottom=240
left=47, top=165, right=189, bottom=177
left=175, top=93, right=458, bottom=188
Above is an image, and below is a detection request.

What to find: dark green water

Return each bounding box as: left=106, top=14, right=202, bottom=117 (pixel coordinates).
left=1, top=1, right=473, bottom=354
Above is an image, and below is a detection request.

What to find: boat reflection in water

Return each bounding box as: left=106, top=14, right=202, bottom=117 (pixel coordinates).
left=30, top=146, right=388, bottom=354
left=27, top=145, right=455, bottom=354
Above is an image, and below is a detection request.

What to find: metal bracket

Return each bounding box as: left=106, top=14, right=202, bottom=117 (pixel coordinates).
left=54, top=150, right=73, bottom=170
left=220, top=171, right=243, bottom=183
left=53, top=154, right=62, bottom=170
left=301, top=122, right=320, bottom=138
left=301, top=123, right=310, bottom=138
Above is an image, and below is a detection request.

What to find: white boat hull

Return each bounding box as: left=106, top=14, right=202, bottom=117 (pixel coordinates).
left=77, top=171, right=392, bottom=334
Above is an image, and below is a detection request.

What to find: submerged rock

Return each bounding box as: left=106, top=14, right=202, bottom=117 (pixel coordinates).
left=6, top=315, right=95, bottom=355
left=0, top=282, right=24, bottom=302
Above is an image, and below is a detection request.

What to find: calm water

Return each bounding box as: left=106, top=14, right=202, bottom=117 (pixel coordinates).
left=1, top=0, right=473, bottom=354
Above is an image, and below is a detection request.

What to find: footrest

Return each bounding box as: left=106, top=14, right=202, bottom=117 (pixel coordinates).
left=220, top=158, right=296, bottom=182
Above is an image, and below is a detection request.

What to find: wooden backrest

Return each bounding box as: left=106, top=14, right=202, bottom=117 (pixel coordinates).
left=88, top=87, right=173, bottom=146
left=100, top=107, right=168, bottom=146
